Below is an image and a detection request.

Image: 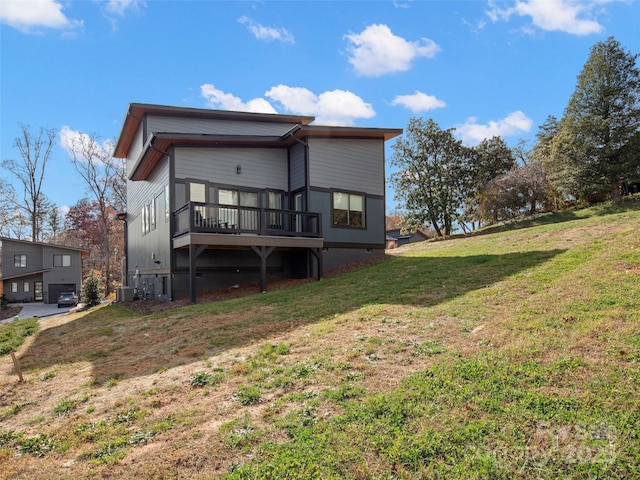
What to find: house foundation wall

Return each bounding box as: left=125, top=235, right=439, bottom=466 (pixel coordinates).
left=321, top=247, right=385, bottom=275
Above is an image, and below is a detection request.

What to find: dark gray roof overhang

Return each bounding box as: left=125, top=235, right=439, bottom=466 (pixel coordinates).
left=0, top=268, right=50, bottom=281
left=113, top=102, right=316, bottom=159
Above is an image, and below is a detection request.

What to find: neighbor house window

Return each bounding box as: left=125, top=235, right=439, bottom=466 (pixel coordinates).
left=23, top=282, right=30, bottom=293
left=53, top=254, right=71, bottom=267
left=14, top=254, right=26, bottom=267
left=332, top=192, right=364, bottom=228
left=11, top=282, right=18, bottom=293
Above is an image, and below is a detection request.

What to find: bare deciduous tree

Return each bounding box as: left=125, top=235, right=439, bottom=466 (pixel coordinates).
left=1, top=124, right=57, bottom=241
left=63, top=131, right=125, bottom=296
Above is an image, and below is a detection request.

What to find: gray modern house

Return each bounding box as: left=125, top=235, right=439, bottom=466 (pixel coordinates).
left=0, top=237, right=88, bottom=304
left=113, top=103, right=402, bottom=303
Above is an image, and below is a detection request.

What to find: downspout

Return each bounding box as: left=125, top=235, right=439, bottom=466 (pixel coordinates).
left=150, top=138, right=171, bottom=158
left=285, top=126, right=317, bottom=279
left=284, top=126, right=309, bottom=210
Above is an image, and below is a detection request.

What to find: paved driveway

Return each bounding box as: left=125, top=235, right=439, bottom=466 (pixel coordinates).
left=1, top=302, right=76, bottom=324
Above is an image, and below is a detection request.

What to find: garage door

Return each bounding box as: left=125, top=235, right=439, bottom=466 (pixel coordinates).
left=48, top=283, right=77, bottom=304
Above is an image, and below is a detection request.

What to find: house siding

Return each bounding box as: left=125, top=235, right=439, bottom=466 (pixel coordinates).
left=308, top=138, right=385, bottom=196
left=126, top=155, right=172, bottom=300
left=146, top=115, right=297, bottom=137
left=174, top=147, right=288, bottom=191
left=126, top=126, right=145, bottom=178
left=127, top=155, right=170, bottom=216
left=1, top=241, right=43, bottom=279
left=289, top=142, right=306, bottom=192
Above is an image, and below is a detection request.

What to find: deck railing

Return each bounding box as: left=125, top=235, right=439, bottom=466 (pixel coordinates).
left=173, top=202, right=322, bottom=238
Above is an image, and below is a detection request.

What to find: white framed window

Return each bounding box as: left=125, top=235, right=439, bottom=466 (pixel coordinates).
left=23, top=282, right=30, bottom=293
left=11, top=282, right=18, bottom=293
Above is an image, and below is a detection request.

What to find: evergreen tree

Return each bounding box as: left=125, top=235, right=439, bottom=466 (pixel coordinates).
left=82, top=272, right=103, bottom=307
left=550, top=37, right=640, bottom=203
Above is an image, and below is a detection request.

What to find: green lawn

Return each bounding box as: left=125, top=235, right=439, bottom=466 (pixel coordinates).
left=1, top=199, right=639, bottom=479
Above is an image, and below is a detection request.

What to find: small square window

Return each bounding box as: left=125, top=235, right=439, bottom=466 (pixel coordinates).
left=14, top=254, right=26, bottom=268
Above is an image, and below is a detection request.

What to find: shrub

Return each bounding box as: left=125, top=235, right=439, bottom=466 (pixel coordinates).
left=190, top=371, right=224, bottom=388
left=234, top=385, right=262, bottom=405
left=0, top=293, right=7, bottom=310
left=82, top=272, right=104, bottom=307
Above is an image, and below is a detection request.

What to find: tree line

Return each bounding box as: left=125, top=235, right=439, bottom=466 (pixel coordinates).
left=391, top=36, right=640, bottom=236
left=0, top=127, right=125, bottom=296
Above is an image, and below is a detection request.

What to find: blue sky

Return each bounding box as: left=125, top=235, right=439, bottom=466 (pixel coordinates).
left=1, top=0, right=639, bottom=213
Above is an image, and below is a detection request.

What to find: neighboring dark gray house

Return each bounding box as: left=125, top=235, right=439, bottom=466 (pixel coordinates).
left=0, top=237, right=88, bottom=304
left=386, top=229, right=431, bottom=249
left=113, top=103, right=402, bottom=302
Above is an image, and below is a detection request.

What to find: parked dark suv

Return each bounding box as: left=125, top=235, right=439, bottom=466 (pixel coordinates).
left=57, top=292, right=78, bottom=308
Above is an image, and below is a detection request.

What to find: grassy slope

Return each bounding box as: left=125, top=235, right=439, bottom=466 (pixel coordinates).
left=1, top=200, right=639, bottom=479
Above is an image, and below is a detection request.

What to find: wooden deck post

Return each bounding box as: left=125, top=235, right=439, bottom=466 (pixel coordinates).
left=251, top=246, right=275, bottom=292
left=309, top=248, right=323, bottom=281
left=188, top=244, right=207, bottom=304
left=189, top=243, right=197, bottom=304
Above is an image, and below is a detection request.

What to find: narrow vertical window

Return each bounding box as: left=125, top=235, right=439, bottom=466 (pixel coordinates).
left=165, top=185, right=170, bottom=221
left=149, top=197, right=156, bottom=231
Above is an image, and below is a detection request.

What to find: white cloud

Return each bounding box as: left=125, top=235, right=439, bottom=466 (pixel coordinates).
left=266, top=85, right=375, bottom=125
left=238, top=16, right=295, bottom=43
left=199, top=84, right=375, bottom=126
left=392, top=0, right=411, bottom=9
left=454, top=111, right=533, bottom=145
left=200, top=84, right=277, bottom=114
left=60, top=126, right=113, bottom=162
left=391, top=91, right=446, bottom=113
left=105, top=0, right=146, bottom=16
left=487, top=0, right=609, bottom=36
left=345, top=24, right=441, bottom=77
left=0, top=0, right=82, bottom=33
